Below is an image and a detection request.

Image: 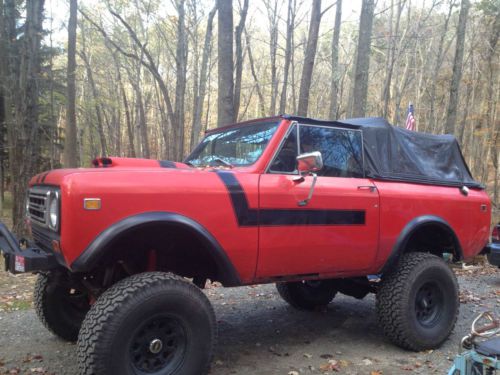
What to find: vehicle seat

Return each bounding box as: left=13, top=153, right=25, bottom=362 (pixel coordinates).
left=475, top=337, right=500, bottom=358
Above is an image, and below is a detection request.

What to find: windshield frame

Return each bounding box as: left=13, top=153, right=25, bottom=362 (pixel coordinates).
left=184, top=120, right=281, bottom=168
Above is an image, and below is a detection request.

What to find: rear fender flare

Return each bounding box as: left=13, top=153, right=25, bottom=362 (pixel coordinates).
left=380, top=215, right=463, bottom=275
left=70, top=212, right=241, bottom=286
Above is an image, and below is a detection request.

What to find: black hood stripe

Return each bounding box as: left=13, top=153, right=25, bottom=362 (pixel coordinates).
left=159, top=160, right=177, bottom=168
left=216, top=171, right=365, bottom=227
left=40, top=172, right=50, bottom=183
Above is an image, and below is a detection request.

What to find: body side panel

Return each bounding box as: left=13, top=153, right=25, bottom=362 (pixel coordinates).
left=372, top=180, right=490, bottom=272
left=56, top=169, right=259, bottom=284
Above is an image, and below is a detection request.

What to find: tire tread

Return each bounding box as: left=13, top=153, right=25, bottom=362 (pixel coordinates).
left=77, top=272, right=216, bottom=375
left=376, top=252, right=459, bottom=351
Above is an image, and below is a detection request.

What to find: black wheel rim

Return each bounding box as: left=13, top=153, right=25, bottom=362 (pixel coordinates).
left=130, top=315, right=187, bottom=374
left=414, top=281, right=444, bottom=327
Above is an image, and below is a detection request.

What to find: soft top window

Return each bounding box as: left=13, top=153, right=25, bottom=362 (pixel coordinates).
left=269, top=123, right=364, bottom=178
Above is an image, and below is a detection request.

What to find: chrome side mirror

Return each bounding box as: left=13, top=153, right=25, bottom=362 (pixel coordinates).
left=295, top=151, right=323, bottom=206
left=297, top=151, right=323, bottom=176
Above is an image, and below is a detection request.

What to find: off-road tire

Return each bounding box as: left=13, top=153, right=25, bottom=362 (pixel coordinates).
left=34, top=273, right=90, bottom=342
left=376, top=252, right=459, bottom=351
left=276, top=280, right=337, bottom=310
left=77, top=272, right=216, bottom=375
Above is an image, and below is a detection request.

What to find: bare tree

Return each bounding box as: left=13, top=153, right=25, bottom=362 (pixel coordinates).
left=245, top=29, right=266, bottom=116
left=279, top=0, right=296, bottom=114
left=79, top=24, right=108, bottom=157
left=483, top=4, right=500, bottom=204
left=329, top=0, right=342, bottom=119
left=297, top=0, right=322, bottom=116
left=174, top=0, right=188, bottom=159
left=191, top=4, right=217, bottom=149
left=426, top=1, right=455, bottom=133
left=111, top=51, right=135, bottom=157
left=265, top=0, right=279, bottom=115
left=350, top=0, right=375, bottom=118
left=63, top=0, right=78, bottom=167
left=380, top=0, right=405, bottom=119
left=8, top=0, right=45, bottom=233
left=233, top=0, right=249, bottom=119
left=444, top=0, right=471, bottom=135
left=217, top=0, right=234, bottom=126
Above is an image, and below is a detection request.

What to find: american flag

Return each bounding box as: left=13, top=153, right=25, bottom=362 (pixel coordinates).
left=405, top=103, right=416, bottom=131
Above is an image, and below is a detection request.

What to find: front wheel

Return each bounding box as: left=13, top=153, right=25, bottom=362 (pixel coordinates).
left=77, top=272, right=216, bottom=375
left=276, top=280, right=337, bottom=310
left=34, top=272, right=90, bottom=342
left=376, top=252, right=459, bottom=351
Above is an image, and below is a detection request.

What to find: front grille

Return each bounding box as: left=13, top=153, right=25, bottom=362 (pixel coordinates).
left=28, top=188, right=49, bottom=226
left=32, top=225, right=53, bottom=252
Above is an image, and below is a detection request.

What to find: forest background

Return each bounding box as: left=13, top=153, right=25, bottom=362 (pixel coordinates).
left=0, top=0, right=498, bottom=233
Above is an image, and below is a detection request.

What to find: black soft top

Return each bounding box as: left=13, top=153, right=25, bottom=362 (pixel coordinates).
left=282, top=115, right=481, bottom=189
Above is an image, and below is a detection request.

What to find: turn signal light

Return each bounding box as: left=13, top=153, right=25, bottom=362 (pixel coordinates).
left=84, top=198, right=101, bottom=210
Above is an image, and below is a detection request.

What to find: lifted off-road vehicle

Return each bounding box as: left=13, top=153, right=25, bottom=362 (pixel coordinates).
left=0, top=115, right=493, bottom=375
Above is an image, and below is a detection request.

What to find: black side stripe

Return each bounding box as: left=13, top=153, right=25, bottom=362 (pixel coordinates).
left=216, top=171, right=365, bottom=227
left=217, top=171, right=258, bottom=226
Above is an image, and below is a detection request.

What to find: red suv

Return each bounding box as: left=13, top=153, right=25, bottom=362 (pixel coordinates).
left=1, top=115, right=492, bottom=375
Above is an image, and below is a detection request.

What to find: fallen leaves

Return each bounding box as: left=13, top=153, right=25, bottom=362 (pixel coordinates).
left=0, top=258, right=36, bottom=312
left=319, top=359, right=340, bottom=372
left=318, top=359, right=351, bottom=372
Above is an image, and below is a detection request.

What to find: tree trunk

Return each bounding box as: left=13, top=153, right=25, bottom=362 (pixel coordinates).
left=217, top=0, right=234, bottom=126
left=485, top=8, right=500, bottom=204
left=191, top=5, right=216, bottom=150
left=297, top=0, right=322, bottom=117
left=79, top=49, right=108, bottom=157
left=444, top=0, right=470, bottom=135
left=427, top=2, right=454, bottom=133
left=0, top=0, right=8, bottom=214
left=279, top=0, right=295, bottom=114
left=328, top=0, right=342, bottom=119
left=9, top=0, right=45, bottom=234
left=350, top=0, right=375, bottom=118
left=266, top=0, right=279, bottom=115
left=380, top=0, right=404, bottom=119
left=87, top=8, right=174, bottom=158
left=63, top=0, right=78, bottom=167
left=174, top=0, right=187, bottom=160
left=233, top=0, right=248, bottom=119
left=112, top=53, right=135, bottom=157
left=245, top=30, right=266, bottom=116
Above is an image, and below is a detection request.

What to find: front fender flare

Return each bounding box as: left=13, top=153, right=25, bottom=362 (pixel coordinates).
left=70, top=212, right=242, bottom=286
left=379, top=215, right=463, bottom=275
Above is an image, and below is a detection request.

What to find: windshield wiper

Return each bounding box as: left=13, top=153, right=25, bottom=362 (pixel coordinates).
left=213, top=158, right=234, bottom=168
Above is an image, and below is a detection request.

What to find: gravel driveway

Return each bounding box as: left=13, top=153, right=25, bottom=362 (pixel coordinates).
left=0, top=265, right=498, bottom=375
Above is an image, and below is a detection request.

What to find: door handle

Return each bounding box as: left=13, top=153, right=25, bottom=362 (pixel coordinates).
left=357, top=185, right=376, bottom=192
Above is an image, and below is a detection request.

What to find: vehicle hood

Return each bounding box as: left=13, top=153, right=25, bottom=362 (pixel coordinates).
left=29, top=157, right=240, bottom=187
left=29, top=157, right=191, bottom=186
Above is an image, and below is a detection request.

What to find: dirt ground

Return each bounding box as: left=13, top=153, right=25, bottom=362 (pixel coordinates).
left=0, top=262, right=498, bottom=375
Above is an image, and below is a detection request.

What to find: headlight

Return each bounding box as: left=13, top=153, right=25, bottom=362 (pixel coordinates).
left=25, top=196, right=30, bottom=217
left=48, top=192, right=59, bottom=230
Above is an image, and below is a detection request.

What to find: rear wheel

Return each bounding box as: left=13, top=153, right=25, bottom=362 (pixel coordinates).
left=77, top=272, right=216, bottom=375
left=276, top=280, right=337, bottom=310
left=376, top=252, right=459, bottom=351
left=34, top=272, right=90, bottom=342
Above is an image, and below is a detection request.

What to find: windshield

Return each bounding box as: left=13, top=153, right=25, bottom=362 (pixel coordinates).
left=185, top=121, right=280, bottom=167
